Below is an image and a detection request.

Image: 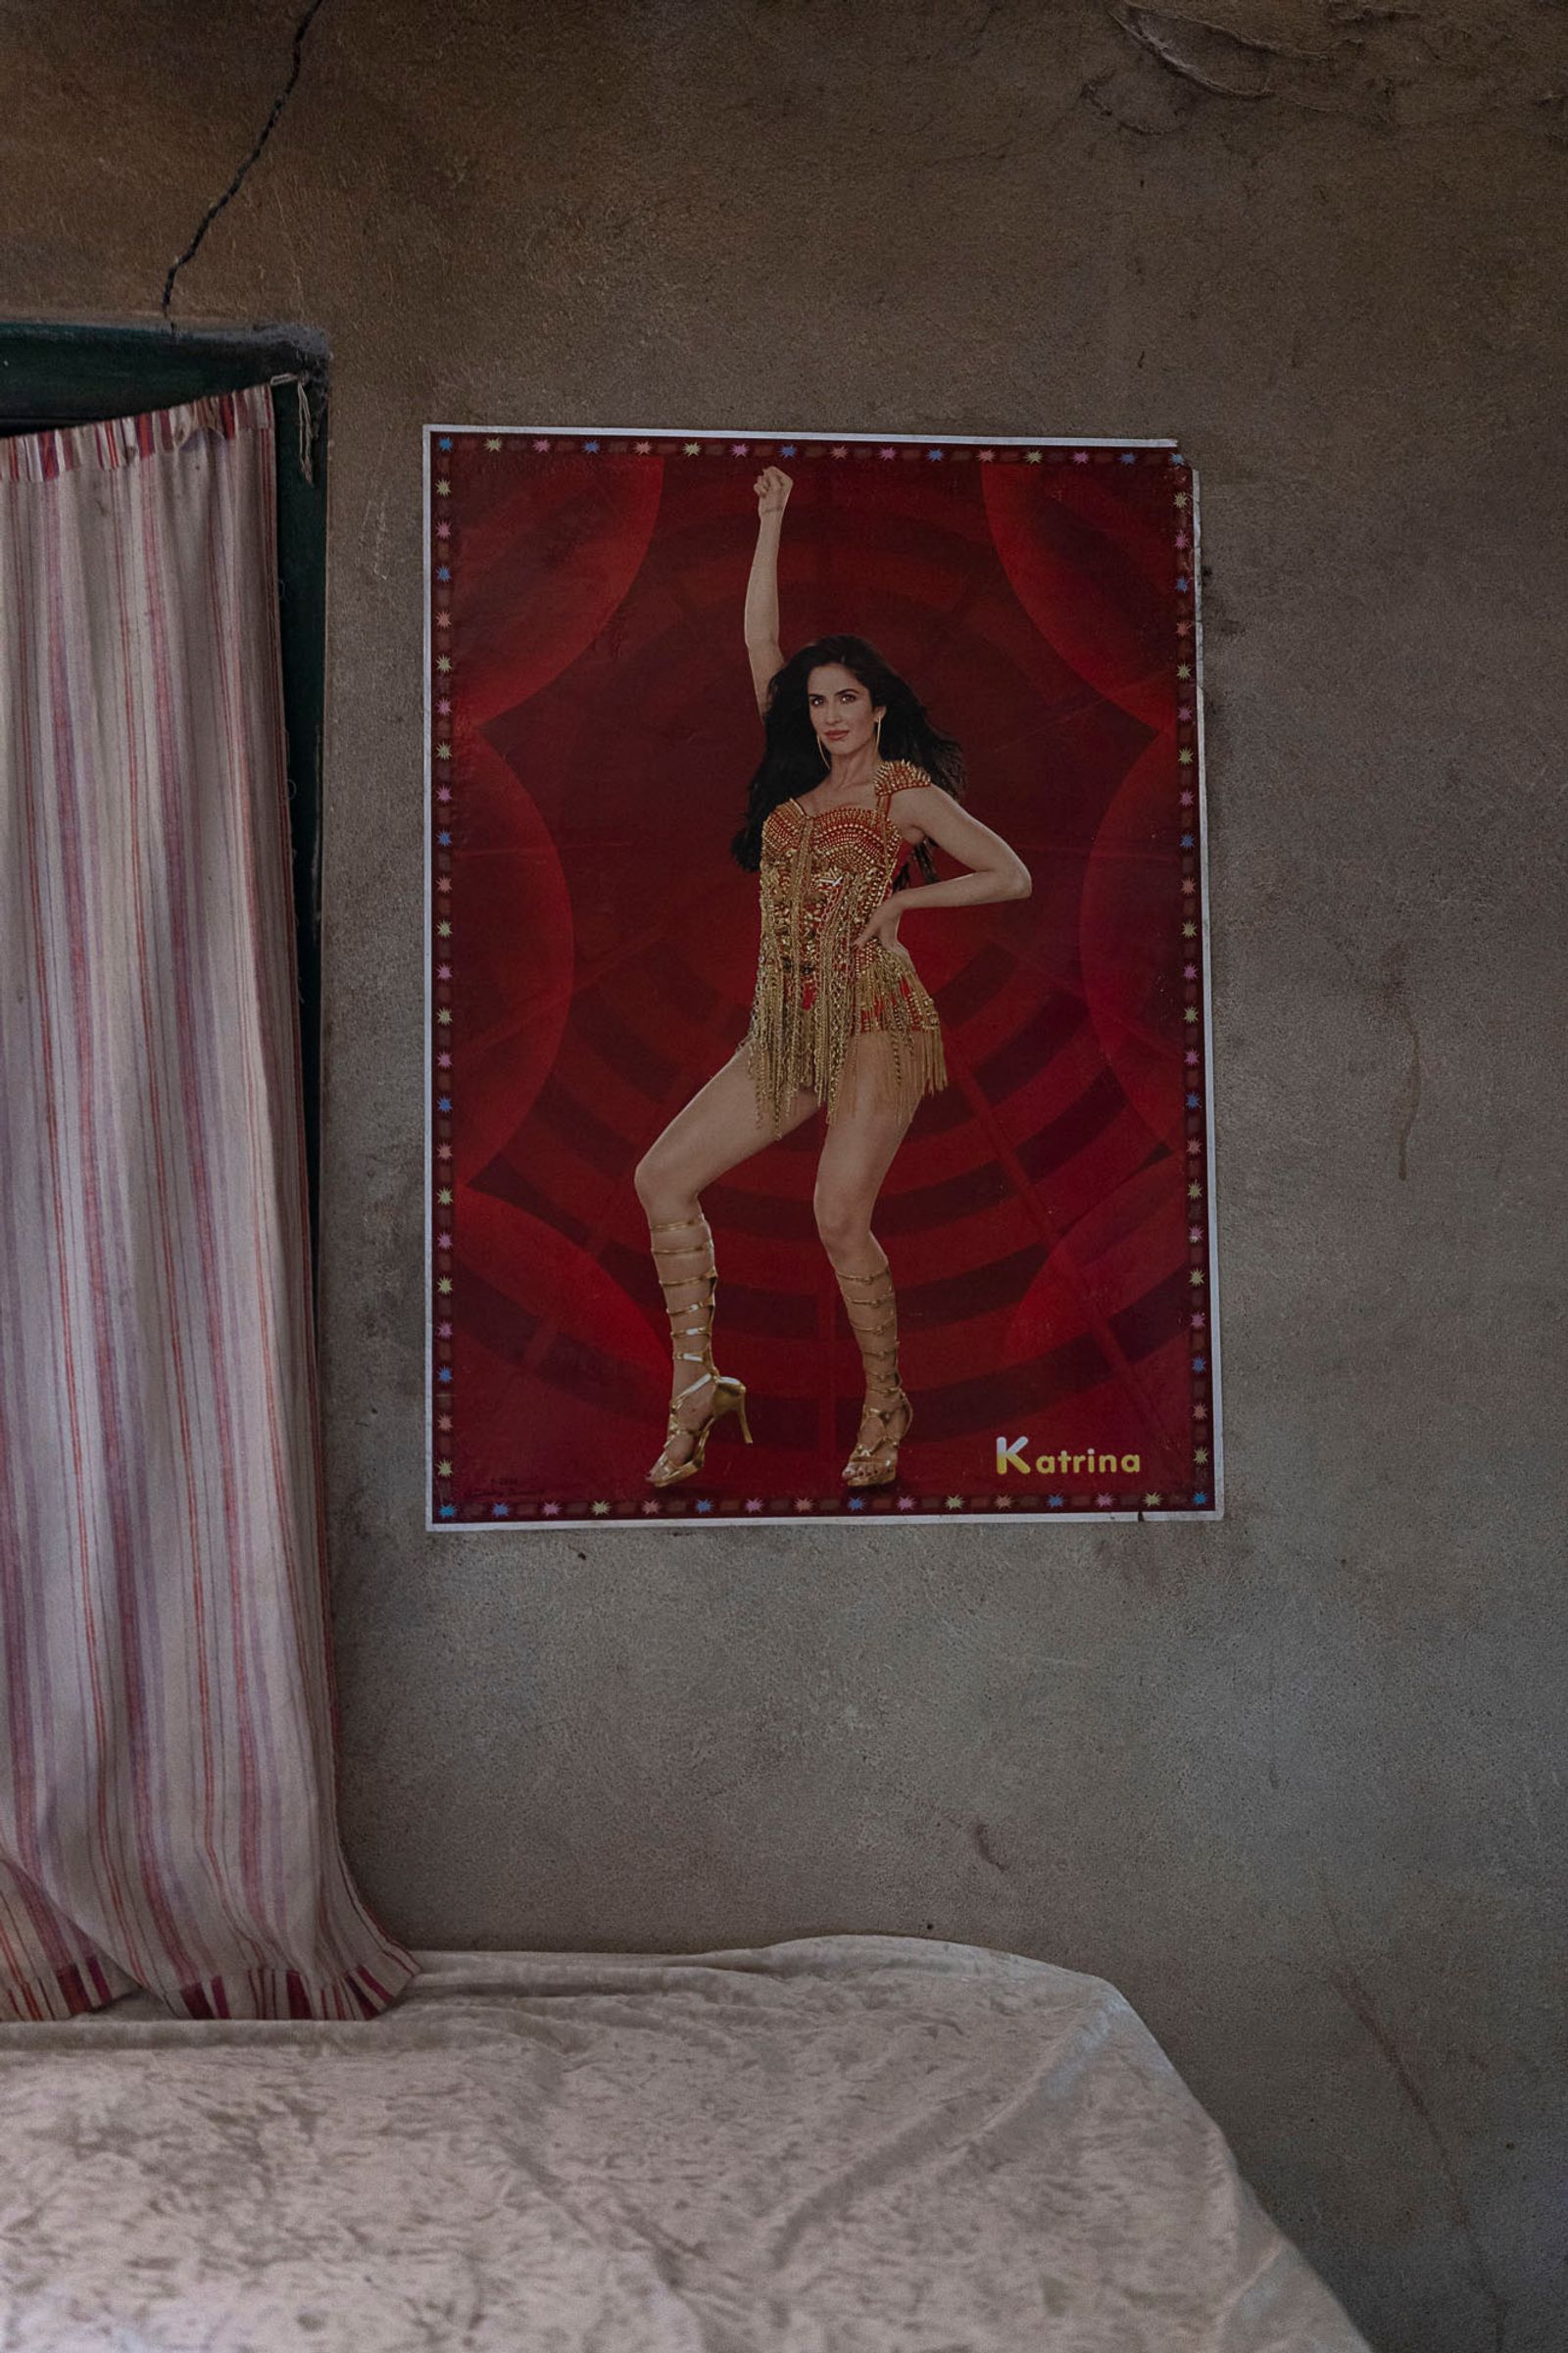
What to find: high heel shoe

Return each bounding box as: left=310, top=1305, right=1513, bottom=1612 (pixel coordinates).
left=834, top=1256, right=913, bottom=1489
left=647, top=1211, right=754, bottom=1487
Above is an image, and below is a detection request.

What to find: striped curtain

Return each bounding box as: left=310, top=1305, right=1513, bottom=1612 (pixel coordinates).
left=0, top=386, right=416, bottom=2020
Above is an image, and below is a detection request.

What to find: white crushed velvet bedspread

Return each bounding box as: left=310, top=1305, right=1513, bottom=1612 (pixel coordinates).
left=0, top=1935, right=1370, bottom=2352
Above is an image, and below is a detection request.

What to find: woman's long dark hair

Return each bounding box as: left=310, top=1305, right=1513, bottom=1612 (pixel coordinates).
left=729, top=635, right=965, bottom=890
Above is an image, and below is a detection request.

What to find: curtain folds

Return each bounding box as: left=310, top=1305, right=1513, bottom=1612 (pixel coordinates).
left=0, top=385, right=416, bottom=2020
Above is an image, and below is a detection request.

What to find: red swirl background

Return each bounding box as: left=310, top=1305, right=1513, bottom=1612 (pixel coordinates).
left=430, top=437, right=1211, bottom=1520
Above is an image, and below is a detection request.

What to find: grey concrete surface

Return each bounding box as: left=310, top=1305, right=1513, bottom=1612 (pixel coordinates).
left=4, top=4, right=1565, bottom=2346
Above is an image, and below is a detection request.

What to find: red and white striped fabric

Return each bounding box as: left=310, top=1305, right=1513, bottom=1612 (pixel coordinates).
left=0, top=384, right=416, bottom=2020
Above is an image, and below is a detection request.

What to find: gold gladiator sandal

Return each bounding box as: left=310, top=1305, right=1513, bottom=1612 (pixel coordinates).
left=646, top=1212, right=754, bottom=1487
left=834, top=1255, right=913, bottom=1489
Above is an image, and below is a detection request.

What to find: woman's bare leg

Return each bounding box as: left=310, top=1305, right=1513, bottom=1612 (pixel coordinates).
left=812, top=1034, right=920, bottom=1478
left=634, top=1048, right=819, bottom=1473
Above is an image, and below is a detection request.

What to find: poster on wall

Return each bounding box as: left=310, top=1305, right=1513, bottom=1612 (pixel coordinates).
left=425, top=424, right=1220, bottom=1529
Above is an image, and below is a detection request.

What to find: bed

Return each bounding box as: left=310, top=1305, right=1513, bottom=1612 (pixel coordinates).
left=0, top=1934, right=1370, bottom=2351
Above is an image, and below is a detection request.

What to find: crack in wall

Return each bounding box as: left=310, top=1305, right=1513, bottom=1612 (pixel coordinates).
left=970, top=1818, right=1007, bottom=1872
left=161, top=0, right=332, bottom=322
left=1101, top=0, right=1567, bottom=127
left=1112, top=6, right=1276, bottom=95
left=1321, top=1893, right=1511, bottom=2350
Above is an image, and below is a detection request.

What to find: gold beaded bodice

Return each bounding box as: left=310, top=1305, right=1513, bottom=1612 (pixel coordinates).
left=742, top=759, right=947, bottom=1136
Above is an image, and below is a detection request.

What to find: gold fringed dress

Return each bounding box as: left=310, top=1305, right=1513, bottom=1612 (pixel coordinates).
left=743, top=759, right=948, bottom=1137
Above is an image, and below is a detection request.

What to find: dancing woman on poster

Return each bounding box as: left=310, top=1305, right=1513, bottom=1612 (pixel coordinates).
left=634, top=466, right=1032, bottom=1492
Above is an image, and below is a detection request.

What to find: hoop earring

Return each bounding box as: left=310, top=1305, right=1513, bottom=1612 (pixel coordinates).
left=818, top=734, right=831, bottom=766
left=873, top=716, right=883, bottom=746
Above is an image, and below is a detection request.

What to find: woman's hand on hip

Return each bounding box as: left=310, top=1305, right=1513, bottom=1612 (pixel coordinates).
left=854, top=898, right=904, bottom=953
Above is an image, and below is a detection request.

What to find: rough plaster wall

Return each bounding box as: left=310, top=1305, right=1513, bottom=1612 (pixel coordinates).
left=4, top=2, right=1565, bottom=2346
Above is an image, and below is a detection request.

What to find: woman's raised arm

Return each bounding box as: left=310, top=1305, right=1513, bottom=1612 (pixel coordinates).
left=746, top=466, right=792, bottom=717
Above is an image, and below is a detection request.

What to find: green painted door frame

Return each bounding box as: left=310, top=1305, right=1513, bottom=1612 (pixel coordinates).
left=0, top=322, right=328, bottom=1306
